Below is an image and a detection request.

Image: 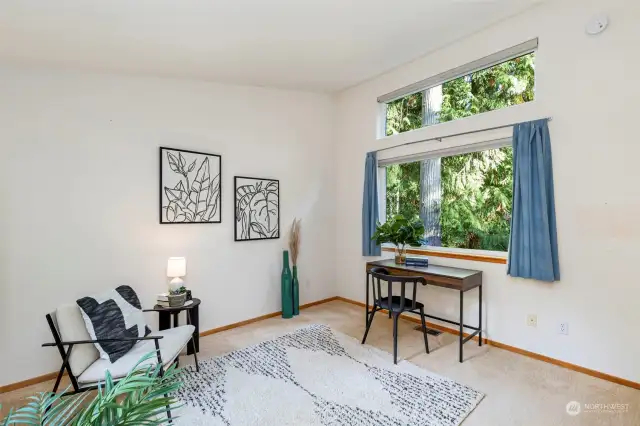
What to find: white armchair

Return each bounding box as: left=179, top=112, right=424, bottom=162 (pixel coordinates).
left=43, top=302, right=199, bottom=396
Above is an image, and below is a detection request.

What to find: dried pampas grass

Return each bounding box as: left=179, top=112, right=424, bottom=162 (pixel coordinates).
left=289, top=218, right=301, bottom=266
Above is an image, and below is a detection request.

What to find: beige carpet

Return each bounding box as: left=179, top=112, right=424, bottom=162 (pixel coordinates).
left=2, top=300, right=639, bottom=425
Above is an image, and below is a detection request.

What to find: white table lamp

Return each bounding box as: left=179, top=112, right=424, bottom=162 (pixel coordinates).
left=167, top=257, right=186, bottom=292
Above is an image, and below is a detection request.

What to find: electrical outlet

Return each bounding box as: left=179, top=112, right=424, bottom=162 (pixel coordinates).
left=559, top=322, right=569, bottom=335
left=527, top=314, right=537, bottom=327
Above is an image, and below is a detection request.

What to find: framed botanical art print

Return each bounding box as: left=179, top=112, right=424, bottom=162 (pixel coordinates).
left=234, top=176, right=280, bottom=241
left=159, top=147, right=221, bottom=224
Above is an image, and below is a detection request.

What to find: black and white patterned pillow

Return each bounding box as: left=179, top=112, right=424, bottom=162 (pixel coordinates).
left=77, top=285, right=151, bottom=363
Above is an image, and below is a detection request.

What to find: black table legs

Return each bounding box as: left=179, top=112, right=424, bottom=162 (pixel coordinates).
left=186, top=309, right=199, bottom=367
left=158, top=306, right=200, bottom=355
left=459, top=290, right=464, bottom=363
left=158, top=310, right=171, bottom=330
left=392, top=312, right=399, bottom=364
left=365, top=272, right=369, bottom=328
left=479, top=284, right=483, bottom=347
left=186, top=305, right=199, bottom=355
left=459, top=285, right=483, bottom=362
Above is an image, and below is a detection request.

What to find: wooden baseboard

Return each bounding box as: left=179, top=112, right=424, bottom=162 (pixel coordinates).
left=486, top=340, right=640, bottom=390
left=0, top=296, right=339, bottom=394
left=336, top=297, right=640, bottom=390
left=0, top=371, right=61, bottom=394
left=200, top=296, right=339, bottom=337
left=4, top=295, right=638, bottom=393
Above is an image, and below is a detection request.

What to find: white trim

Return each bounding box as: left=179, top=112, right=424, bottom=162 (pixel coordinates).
left=378, top=137, right=511, bottom=167
left=376, top=102, right=388, bottom=139
left=377, top=38, right=538, bottom=104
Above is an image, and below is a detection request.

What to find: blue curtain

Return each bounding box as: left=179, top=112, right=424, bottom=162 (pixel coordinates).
left=362, top=151, right=381, bottom=256
left=508, top=119, right=560, bottom=282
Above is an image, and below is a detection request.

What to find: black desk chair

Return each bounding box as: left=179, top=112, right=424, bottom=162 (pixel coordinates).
left=362, top=267, right=430, bottom=364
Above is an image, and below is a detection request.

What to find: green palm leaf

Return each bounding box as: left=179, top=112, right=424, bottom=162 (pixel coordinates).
left=2, top=352, right=184, bottom=426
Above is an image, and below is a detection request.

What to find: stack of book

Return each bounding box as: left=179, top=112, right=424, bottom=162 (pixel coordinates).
left=156, top=293, right=170, bottom=307
left=405, top=256, right=429, bottom=267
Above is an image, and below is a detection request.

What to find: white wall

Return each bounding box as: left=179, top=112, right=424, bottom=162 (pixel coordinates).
left=334, top=0, right=640, bottom=383
left=2, top=0, right=638, bottom=388
left=0, top=66, right=336, bottom=386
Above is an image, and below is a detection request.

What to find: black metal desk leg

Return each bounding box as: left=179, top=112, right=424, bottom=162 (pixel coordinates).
left=365, top=272, right=369, bottom=328
left=459, top=290, right=464, bottom=363
left=478, top=284, right=483, bottom=346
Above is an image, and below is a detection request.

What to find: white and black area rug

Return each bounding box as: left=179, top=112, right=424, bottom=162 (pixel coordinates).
left=174, top=324, right=484, bottom=426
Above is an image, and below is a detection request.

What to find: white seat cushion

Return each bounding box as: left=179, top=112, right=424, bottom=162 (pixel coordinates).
left=55, top=304, right=100, bottom=377
left=77, top=325, right=195, bottom=385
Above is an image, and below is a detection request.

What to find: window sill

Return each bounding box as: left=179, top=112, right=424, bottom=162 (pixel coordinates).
left=381, top=246, right=507, bottom=265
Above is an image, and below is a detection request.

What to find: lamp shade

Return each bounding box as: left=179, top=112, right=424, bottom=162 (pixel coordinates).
left=167, top=257, right=186, bottom=278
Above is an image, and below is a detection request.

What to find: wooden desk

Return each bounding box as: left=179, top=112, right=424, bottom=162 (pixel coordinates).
left=365, top=259, right=482, bottom=363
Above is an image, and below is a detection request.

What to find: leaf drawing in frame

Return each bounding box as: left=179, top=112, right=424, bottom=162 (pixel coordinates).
left=189, top=157, right=210, bottom=218
left=160, top=147, right=221, bottom=224
left=164, top=181, right=194, bottom=222
left=204, top=174, right=221, bottom=221
left=234, top=177, right=279, bottom=241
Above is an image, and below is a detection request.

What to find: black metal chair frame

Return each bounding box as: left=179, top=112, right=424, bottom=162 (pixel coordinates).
left=361, top=267, right=430, bottom=364
left=43, top=308, right=200, bottom=422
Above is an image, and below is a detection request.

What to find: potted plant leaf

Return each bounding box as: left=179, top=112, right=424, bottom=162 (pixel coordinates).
left=372, top=215, right=425, bottom=264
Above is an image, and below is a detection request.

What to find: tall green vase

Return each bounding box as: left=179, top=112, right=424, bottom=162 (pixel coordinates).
left=292, top=265, right=300, bottom=316
left=281, top=251, right=293, bottom=319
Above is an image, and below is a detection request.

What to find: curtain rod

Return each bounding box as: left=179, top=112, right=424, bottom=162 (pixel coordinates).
left=376, top=117, right=552, bottom=153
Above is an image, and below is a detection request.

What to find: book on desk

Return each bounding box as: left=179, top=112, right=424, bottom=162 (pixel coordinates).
left=404, top=256, right=428, bottom=267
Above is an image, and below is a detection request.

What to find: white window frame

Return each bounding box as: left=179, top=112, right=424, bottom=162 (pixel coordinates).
left=377, top=137, right=512, bottom=258
left=378, top=38, right=538, bottom=135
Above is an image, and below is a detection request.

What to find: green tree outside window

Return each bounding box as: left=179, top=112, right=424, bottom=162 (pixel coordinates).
left=384, top=53, right=535, bottom=251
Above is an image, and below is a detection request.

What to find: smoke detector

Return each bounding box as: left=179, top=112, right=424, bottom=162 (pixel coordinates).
left=586, top=14, right=609, bottom=35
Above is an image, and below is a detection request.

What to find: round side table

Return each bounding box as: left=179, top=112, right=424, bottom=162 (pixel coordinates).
left=153, top=298, right=201, bottom=355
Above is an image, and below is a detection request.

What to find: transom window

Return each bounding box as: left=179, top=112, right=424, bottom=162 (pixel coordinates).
left=379, top=40, right=537, bottom=136
left=377, top=41, right=537, bottom=252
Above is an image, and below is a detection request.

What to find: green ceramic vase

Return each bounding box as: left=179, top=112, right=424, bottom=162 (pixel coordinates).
left=292, top=265, right=300, bottom=316
left=281, top=251, right=293, bottom=319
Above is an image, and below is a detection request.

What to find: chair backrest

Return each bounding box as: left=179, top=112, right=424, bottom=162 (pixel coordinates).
left=369, top=266, right=427, bottom=311
left=49, top=304, right=100, bottom=378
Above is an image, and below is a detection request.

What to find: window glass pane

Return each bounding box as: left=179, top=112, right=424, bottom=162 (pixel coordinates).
left=384, top=146, right=513, bottom=252
left=385, top=162, right=421, bottom=222
left=385, top=92, right=423, bottom=136
left=385, top=53, right=535, bottom=136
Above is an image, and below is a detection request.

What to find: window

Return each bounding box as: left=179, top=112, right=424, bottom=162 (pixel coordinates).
left=380, top=40, right=537, bottom=136
left=383, top=144, right=513, bottom=252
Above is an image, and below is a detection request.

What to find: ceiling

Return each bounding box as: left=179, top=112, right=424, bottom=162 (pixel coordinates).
left=0, top=0, right=543, bottom=92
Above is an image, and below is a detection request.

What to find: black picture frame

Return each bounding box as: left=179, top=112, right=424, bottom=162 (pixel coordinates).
left=234, top=176, right=280, bottom=241
left=159, top=147, right=222, bottom=224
